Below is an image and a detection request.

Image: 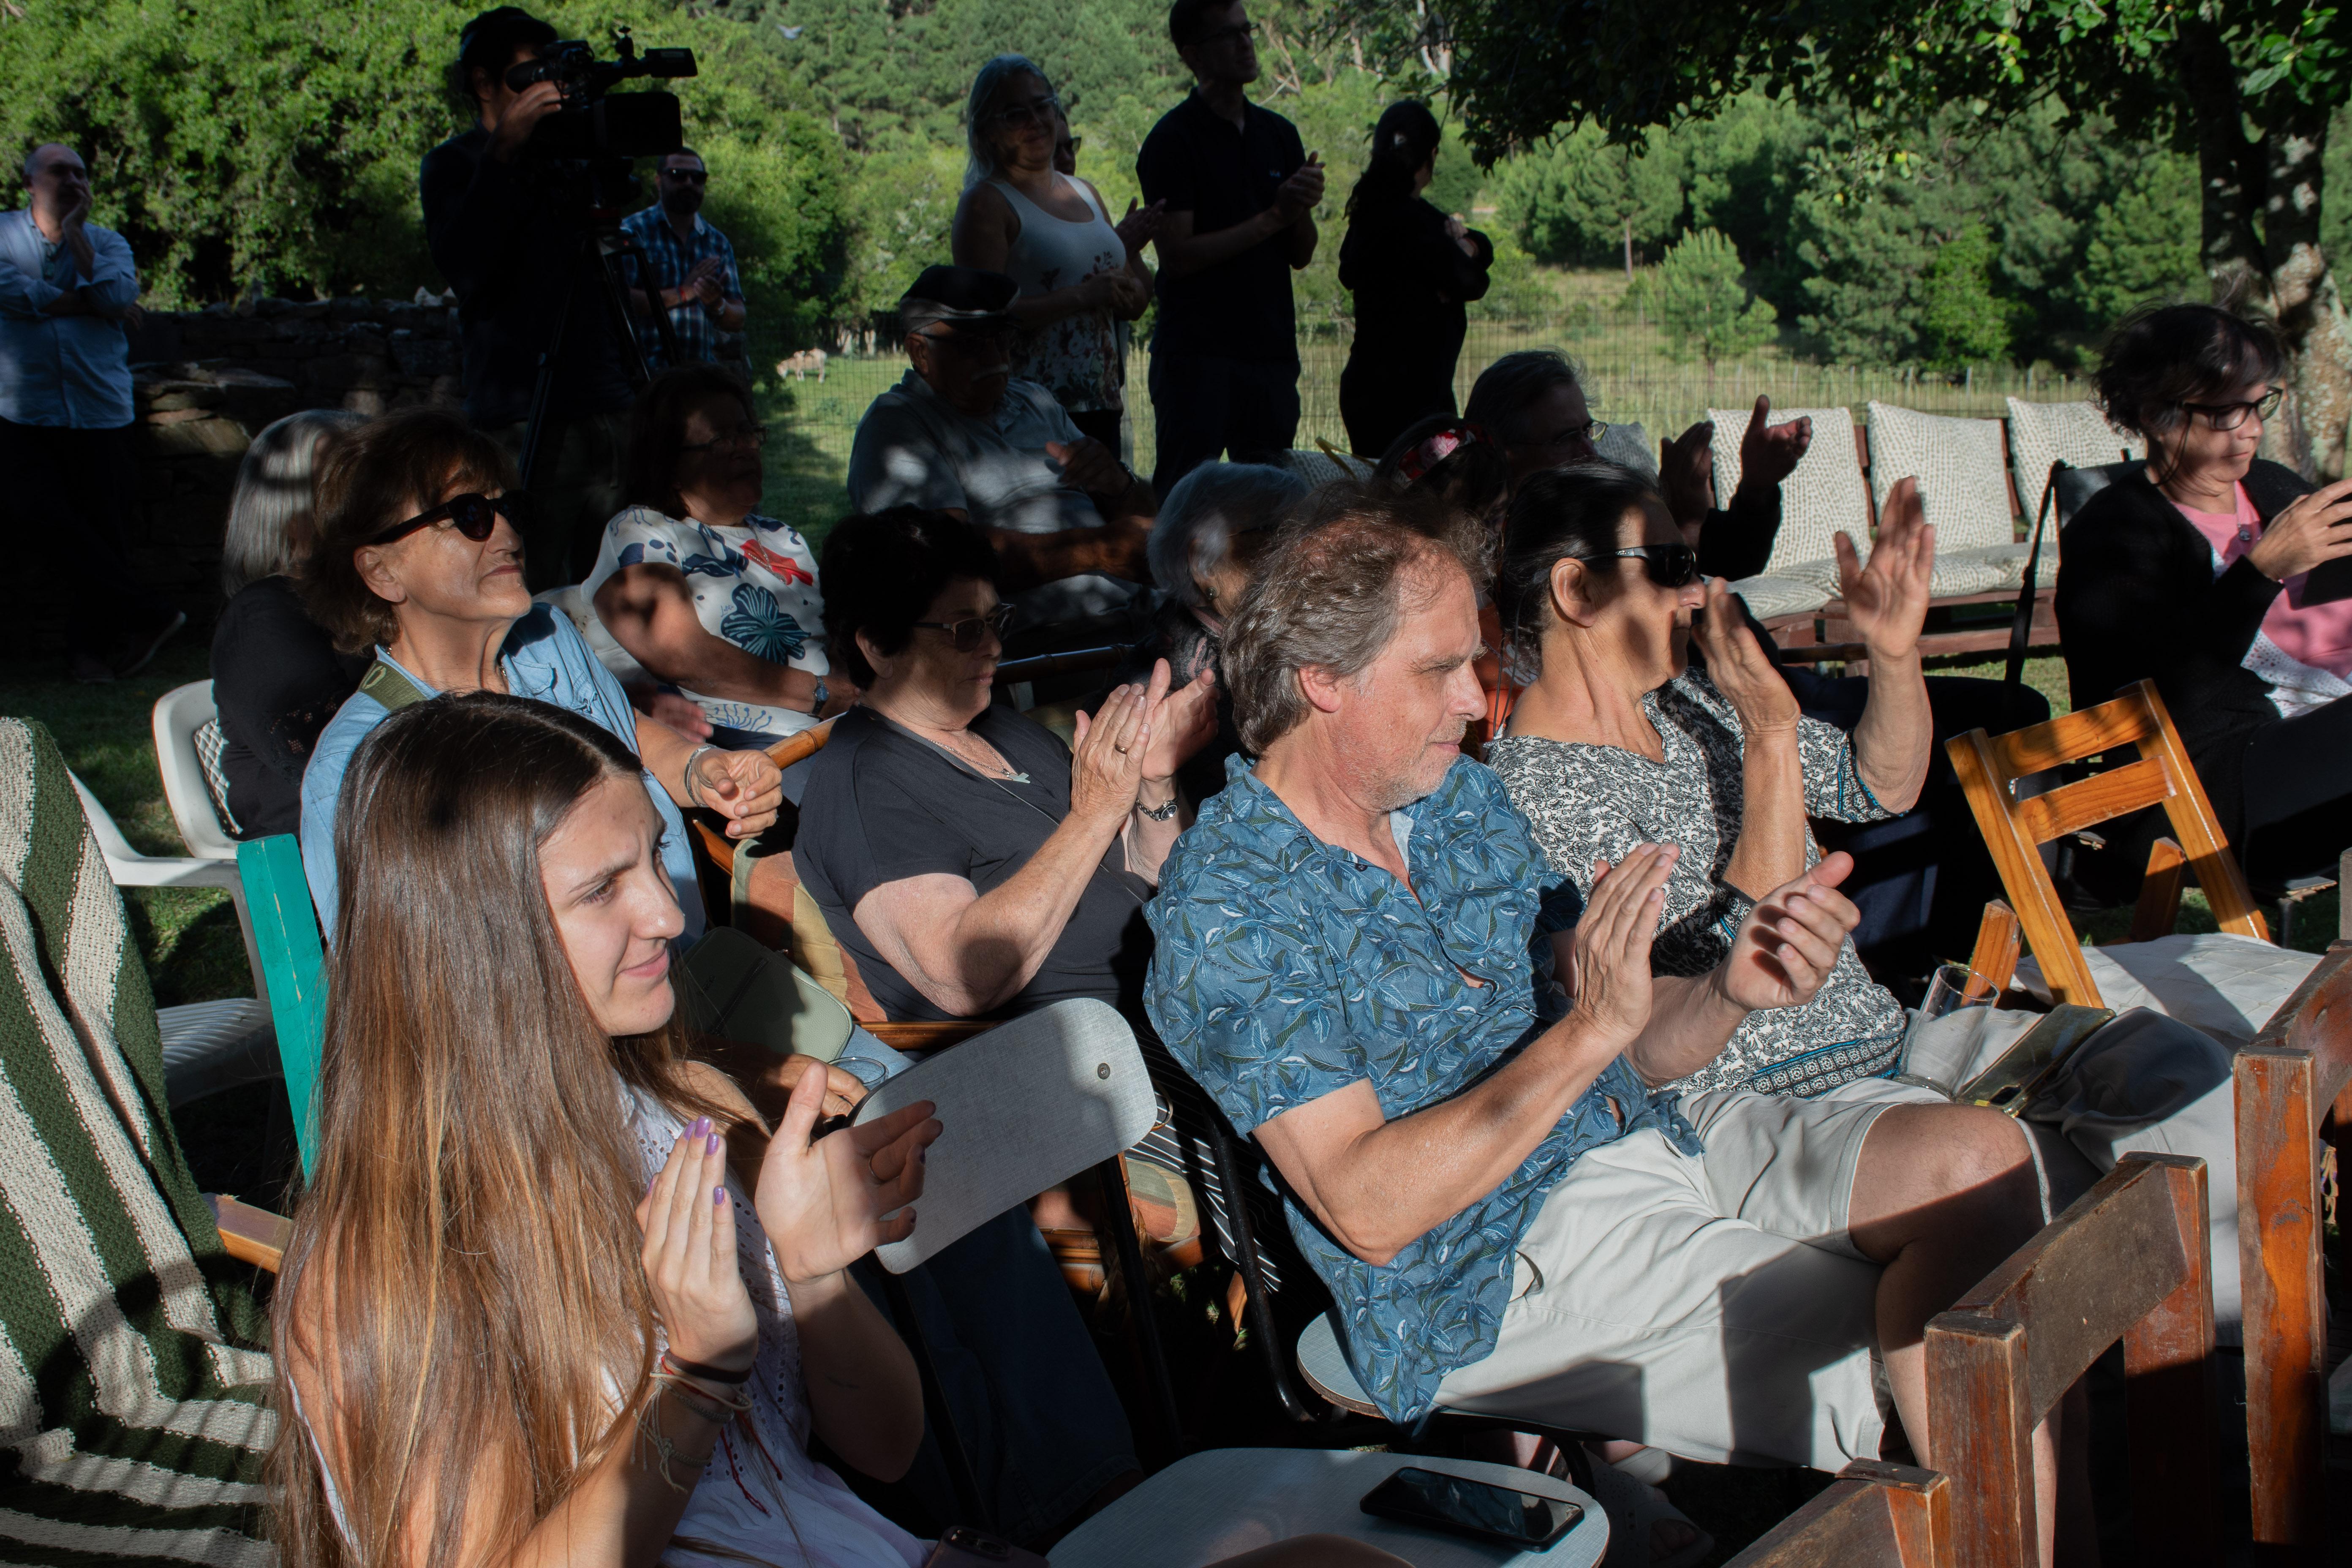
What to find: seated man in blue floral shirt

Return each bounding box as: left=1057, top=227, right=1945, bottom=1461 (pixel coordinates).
left=1144, top=491, right=2058, bottom=1507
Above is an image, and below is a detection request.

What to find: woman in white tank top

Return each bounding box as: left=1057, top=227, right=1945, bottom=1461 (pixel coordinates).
left=951, top=54, right=1158, bottom=452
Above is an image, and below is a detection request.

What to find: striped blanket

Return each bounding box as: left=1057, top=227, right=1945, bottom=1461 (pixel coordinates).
left=0, top=718, right=275, bottom=1565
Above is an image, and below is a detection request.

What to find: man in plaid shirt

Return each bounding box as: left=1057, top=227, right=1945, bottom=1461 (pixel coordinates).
left=621, top=147, right=747, bottom=371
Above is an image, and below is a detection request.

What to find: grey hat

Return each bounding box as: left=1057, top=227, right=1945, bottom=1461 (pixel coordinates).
left=899, top=264, right=1019, bottom=335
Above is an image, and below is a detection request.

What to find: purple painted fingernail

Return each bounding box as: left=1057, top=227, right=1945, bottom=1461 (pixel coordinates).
left=690, top=1116, right=710, bottom=1137
left=705, top=1132, right=721, bottom=1154
left=714, top=1185, right=726, bottom=1204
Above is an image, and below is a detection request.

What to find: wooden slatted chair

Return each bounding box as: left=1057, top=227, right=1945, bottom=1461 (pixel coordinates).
left=1946, top=678, right=2271, bottom=1009
left=2233, top=939, right=2352, bottom=1552
left=1720, top=1462, right=1950, bottom=1568
left=1925, top=1152, right=2217, bottom=1568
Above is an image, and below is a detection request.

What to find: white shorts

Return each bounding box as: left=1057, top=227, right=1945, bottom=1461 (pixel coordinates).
left=1432, top=1075, right=1941, bottom=1469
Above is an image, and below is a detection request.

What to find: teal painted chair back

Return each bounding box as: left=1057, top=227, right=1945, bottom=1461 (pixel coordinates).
left=236, top=834, right=327, bottom=1178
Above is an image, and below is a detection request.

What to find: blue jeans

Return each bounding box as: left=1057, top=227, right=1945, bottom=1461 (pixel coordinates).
left=837, top=1035, right=1137, bottom=1543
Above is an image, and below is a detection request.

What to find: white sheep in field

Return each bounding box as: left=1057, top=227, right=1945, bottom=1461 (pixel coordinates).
left=775, top=348, right=829, bottom=382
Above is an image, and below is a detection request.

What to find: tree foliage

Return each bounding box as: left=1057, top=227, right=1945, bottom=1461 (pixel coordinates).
left=1640, top=228, right=1776, bottom=365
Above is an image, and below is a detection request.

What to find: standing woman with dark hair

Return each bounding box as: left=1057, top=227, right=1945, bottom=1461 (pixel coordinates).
left=1337, top=100, right=1492, bottom=458
left=2058, top=301, right=2352, bottom=882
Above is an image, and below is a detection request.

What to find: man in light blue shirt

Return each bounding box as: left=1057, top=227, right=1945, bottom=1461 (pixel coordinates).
left=0, top=143, right=180, bottom=681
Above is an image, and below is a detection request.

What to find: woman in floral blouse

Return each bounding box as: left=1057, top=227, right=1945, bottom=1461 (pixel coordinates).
left=590, top=365, right=844, bottom=752
left=1484, top=460, right=1938, bottom=1098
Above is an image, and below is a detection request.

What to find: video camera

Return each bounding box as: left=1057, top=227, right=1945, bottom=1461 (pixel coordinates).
left=504, top=27, right=697, bottom=159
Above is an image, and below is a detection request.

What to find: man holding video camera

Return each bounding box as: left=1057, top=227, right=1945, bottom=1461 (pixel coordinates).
left=422, top=6, right=637, bottom=591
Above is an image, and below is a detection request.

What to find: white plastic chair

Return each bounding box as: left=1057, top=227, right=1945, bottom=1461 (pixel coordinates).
left=152, top=681, right=240, bottom=862
left=853, top=1002, right=1604, bottom=1564
left=68, top=772, right=277, bottom=1107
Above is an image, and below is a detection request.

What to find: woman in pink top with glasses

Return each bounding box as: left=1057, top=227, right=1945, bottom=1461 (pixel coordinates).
left=2056, top=300, right=2352, bottom=885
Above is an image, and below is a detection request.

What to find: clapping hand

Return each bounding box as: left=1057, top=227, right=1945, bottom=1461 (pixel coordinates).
left=638, top=1116, right=759, bottom=1374
left=754, top=1064, right=939, bottom=1287
left=1737, top=395, right=1810, bottom=492
left=1567, top=844, right=1678, bottom=1048
left=1693, top=577, right=1799, bottom=740
left=1068, top=679, right=1152, bottom=826
left=1135, top=657, right=1217, bottom=786
left=1659, top=420, right=1718, bottom=531
left=1836, top=475, right=1933, bottom=663
left=1716, top=853, right=1860, bottom=1013
left=1274, top=154, right=1324, bottom=223
left=1116, top=198, right=1167, bottom=256
left=1045, top=436, right=1129, bottom=501
left=691, top=746, right=786, bottom=840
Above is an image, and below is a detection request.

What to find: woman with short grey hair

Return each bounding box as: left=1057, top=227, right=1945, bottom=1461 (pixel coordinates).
left=208, top=409, right=370, bottom=838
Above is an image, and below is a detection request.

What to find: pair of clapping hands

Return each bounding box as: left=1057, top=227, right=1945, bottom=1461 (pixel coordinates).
left=636, top=1064, right=938, bottom=1374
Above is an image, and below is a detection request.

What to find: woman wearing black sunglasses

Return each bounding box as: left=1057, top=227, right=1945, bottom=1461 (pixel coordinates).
left=1481, top=459, right=1938, bottom=1101
left=2058, top=300, right=2352, bottom=885
left=294, top=409, right=785, bottom=941
left=796, top=506, right=1217, bottom=1026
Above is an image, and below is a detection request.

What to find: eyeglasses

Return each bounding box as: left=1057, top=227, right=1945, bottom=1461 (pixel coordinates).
left=1520, top=419, right=1610, bottom=455
left=1061, top=136, right=1083, bottom=155
left=2181, top=386, right=2284, bottom=430
left=994, top=94, right=1063, bottom=129
left=368, top=492, right=526, bottom=547
left=1611, top=543, right=1699, bottom=588
left=911, top=604, right=1017, bottom=651
left=1195, top=22, right=1258, bottom=45
left=680, top=423, right=767, bottom=453
left=662, top=167, right=708, bottom=185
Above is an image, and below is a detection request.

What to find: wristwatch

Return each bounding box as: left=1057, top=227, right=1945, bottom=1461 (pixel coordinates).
left=1137, top=793, right=1181, bottom=821
left=811, top=679, right=829, bottom=712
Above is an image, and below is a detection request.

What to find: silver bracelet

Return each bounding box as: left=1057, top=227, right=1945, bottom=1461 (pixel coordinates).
left=1137, top=792, right=1181, bottom=822
left=683, top=744, right=718, bottom=808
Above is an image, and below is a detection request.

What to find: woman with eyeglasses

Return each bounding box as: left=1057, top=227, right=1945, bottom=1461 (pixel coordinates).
left=1483, top=460, right=1938, bottom=1098
left=588, top=364, right=842, bottom=756
left=796, top=507, right=1217, bottom=1022
left=950, top=54, right=1157, bottom=453
left=296, top=408, right=783, bottom=939
left=2058, top=301, right=2352, bottom=882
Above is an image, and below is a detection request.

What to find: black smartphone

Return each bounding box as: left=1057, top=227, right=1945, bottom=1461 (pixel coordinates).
left=1360, top=1465, right=1585, bottom=1549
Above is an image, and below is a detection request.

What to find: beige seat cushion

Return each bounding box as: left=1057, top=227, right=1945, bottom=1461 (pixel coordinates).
left=2014, top=930, right=2320, bottom=1047
left=2005, top=397, right=2143, bottom=519
left=1865, top=402, right=2016, bottom=552
left=1708, top=406, right=1870, bottom=577
left=1728, top=572, right=1830, bottom=622
left=1592, top=418, right=1657, bottom=479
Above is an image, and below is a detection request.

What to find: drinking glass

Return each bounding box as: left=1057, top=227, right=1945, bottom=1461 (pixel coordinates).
left=1897, top=961, right=1998, bottom=1097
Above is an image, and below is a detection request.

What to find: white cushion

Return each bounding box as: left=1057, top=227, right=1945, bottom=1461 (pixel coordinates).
left=1728, top=572, right=1829, bottom=621
left=1946, top=541, right=2059, bottom=591
left=2014, top=931, right=2321, bottom=1046
left=1708, top=406, right=1870, bottom=577
left=1865, top=402, right=2016, bottom=552
left=2006, top=398, right=2143, bottom=518
left=1281, top=447, right=1372, bottom=488
left=1592, top=419, right=1657, bottom=479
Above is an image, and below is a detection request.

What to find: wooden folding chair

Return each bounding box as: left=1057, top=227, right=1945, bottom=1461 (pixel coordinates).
left=2235, top=939, right=2352, bottom=1552
left=1721, top=1461, right=1950, bottom=1567
left=1925, top=1152, right=2216, bottom=1568
left=1946, top=678, right=2269, bottom=1007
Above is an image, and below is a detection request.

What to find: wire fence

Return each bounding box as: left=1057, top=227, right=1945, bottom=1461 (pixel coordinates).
left=758, top=313, right=2093, bottom=534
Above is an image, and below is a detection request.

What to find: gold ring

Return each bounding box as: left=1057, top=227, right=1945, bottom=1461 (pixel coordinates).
left=1113, top=743, right=1130, bottom=754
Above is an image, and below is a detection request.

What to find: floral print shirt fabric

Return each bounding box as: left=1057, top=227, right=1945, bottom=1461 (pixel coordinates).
left=586, top=506, right=829, bottom=740
left=1485, top=667, right=1905, bottom=1098
left=1145, top=754, right=1697, bottom=1423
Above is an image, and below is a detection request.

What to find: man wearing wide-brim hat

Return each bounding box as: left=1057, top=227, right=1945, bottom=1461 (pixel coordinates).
left=847, top=264, right=1155, bottom=656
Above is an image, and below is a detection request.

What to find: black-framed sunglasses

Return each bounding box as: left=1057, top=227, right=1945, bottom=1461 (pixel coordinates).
left=911, top=604, right=1018, bottom=651
left=1612, top=543, right=1699, bottom=588
left=663, top=166, right=709, bottom=184
left=2181, top=386, right=2285, bottom=431
left=368, top=492, right=527, bottom=547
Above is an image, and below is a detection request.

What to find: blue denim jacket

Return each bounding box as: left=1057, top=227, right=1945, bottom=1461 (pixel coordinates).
left=1145, top=754, right=1697, bottom=1422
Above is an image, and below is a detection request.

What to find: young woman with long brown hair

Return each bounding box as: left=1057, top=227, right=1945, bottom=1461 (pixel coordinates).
left=269, top=692, right=941, bottom=1568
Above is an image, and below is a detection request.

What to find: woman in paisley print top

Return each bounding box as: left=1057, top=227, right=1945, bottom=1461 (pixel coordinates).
left=589, top=364, right=843, bottom=749
left=1485, top=460, right=1938, bottom=1097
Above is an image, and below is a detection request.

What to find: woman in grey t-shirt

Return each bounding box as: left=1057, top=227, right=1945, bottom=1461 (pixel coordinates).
left=1485, top=461, right=1938, bottom=1097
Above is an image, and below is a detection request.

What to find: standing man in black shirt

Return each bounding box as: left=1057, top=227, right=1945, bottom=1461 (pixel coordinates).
left=422, top=7, right=640, bottom=590
left=1136, top=0, right=1323, bottom=495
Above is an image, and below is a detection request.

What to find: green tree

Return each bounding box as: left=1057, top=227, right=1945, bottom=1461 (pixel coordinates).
left=1644, top=228, right=1776, bottom=365
left=1919, top=225, right=2016, bottom=368
left=1491, top=124, right=1684, bottom=274
left=1439, top=0, right=2352, bottom=476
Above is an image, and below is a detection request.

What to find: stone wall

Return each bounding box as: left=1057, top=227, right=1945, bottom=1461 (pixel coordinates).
left=2, top=297, right=464, bottom=658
